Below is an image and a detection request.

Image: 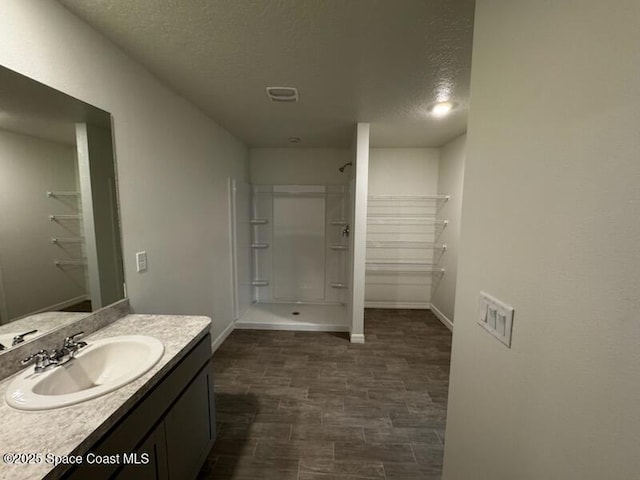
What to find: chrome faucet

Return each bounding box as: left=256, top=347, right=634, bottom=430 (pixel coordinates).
left=52, top=331, right=87, bottom=365
left=21, top=331, right=87, bottom=373
left=21, top=350, right=56, bottom=373
left=12, top=329, right=38, bottom=346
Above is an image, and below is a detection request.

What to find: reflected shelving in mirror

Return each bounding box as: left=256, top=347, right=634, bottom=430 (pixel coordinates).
left=0, top=65, right=126, bottom=354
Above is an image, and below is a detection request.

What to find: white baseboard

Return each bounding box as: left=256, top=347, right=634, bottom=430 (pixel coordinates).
left=211, top=319, right=236, bottom=353
left=364, top=301, right=430, bottom=309
left=350, top=333, right=365, bottom=344
left=429, top=303, right=454, bottom=331
left=235, top=321, right=349, bottom=333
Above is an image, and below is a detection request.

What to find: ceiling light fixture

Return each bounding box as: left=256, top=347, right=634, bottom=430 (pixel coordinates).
left=428, top=101, right=457, bottom=118
left=288, top=136, right=301, bottom=144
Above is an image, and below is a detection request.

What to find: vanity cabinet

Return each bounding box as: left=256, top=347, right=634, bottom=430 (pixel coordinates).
left=63, top=334, right=215, bottom=480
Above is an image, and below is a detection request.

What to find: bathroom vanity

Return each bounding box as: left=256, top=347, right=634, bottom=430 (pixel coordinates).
left=0, top=312, right=215, bottom=480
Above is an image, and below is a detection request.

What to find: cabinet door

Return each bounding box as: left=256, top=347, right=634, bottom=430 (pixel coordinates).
left=113, top=421, right=168, bottom=480
left=164, top=362, right=215, bottom=480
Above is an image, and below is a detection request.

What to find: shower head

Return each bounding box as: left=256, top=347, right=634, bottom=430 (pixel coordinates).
left=338, top=161, right=353, bottom=173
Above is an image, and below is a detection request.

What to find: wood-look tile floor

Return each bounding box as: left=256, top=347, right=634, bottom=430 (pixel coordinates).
left=198, top=308, right=452, bottom=480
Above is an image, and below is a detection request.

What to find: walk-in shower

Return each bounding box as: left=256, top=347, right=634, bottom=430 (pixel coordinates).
left=230, top=183, right=352, bottom=332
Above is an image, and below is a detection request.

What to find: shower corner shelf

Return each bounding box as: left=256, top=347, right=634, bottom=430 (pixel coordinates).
left=329, top=282, right=348, bottom=289
left=250, top=219, right=269, bottom=225
left=251, top=243, right=269, bottom=249
left=251, top=280, right=269, bottom=287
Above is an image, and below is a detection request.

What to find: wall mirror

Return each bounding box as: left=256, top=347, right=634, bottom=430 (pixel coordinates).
left=0, top=66, right=125, bottom=353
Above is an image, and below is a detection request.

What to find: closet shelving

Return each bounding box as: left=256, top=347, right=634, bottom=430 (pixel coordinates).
left=48, top=190, right=86, bottom=270
left=51, top=237, right=84, bottom=244
left=46, top=191, right=80, bottom=198
left=49, top=214, right=81, bottom=221
left=365, top=194, right=450, bottom=299
left=54, top=259, right=87, bottom=267
left=366, top=260, right=444, bottom=273
left=367, top=241, right=447, bottom=250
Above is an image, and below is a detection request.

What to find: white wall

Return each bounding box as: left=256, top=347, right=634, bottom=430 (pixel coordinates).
left=349, top=123, right=370, bottom=343
left=444, top=2, right=640, bottom=479
left=0, top=129, right=86, bottom=321
left=368, top=148, right=439, bottom=195
left=76, top=123, right=125, bottom=310
left=250, top=148, right=350, bottom=185
left=431, top=135, right=465, bottom=325
left=366, top=148, right=439, bottom=308
left=0, top=1, right=249, bottom=343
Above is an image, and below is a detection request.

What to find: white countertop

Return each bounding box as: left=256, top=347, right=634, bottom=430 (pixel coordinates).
left=0, top=313, right=211, bottom=480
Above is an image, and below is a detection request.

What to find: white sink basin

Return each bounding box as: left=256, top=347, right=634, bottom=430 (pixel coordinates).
left=5, top=335, right=164, bottom=411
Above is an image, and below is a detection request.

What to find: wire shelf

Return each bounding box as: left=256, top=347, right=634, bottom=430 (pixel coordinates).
left=367, top=241, right=446, bottom=250
left=366, top=261, right=444, bottom=274
left=54, top=260, right=87, bottom=267
left=51, top=237, right=84, bottom=244
left=367, top=217, right=448, bottom=226
left=368, top=194, right=449, bottom=201
left=49, top=214, right=81, bottom=221
left=47, top=191, right=80, bottom=198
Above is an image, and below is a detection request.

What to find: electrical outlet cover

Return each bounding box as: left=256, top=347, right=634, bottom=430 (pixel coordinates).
left=136, top=251, right=148, bottom=273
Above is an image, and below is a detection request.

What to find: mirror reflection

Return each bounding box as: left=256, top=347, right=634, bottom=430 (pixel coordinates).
left=0, top=66, right=125, bottom=351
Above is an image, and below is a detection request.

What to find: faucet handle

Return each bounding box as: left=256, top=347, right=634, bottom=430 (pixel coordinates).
left=21, top=350, right=48, bottom=365
left=12, top=329, right=38, bottom=346
left=21, top=350, right=54, bottom=372
left=64, top=331, right=84, bottom=346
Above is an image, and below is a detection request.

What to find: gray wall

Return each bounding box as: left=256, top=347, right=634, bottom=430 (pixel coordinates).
left=250, top=148, right=351, bottom=185
left=443, top=1, right=640, bottom=479
left=0, top=129, right=86, bottom=321
left=431, top=134, right=465, bottom=324
left=0, top=1, right=249, bottom=343
left=76, top=123, right=124, bottom=309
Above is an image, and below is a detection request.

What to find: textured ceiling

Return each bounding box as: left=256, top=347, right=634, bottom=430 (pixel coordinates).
left=58, top=0, right=475, bottom=148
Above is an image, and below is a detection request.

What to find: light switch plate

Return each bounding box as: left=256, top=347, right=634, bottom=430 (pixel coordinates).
left=136, top=251, right=148, bottom=273
left=478, top=291, right=514, bottom=347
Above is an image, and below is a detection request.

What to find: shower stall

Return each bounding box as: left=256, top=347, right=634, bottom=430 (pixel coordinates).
left=231, top=182, right=352, bottom=331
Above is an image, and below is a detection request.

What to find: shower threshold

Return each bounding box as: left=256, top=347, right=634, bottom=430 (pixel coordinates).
left=236, top=303, right=349, bottom=332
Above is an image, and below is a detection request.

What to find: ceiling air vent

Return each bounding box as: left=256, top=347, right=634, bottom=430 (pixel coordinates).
left=266, top=86, right=298, bottom=102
